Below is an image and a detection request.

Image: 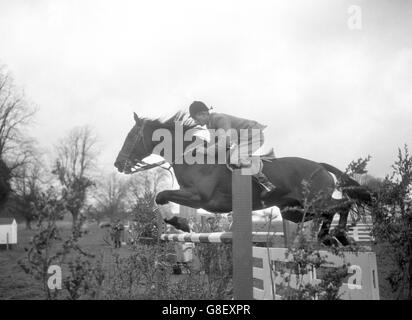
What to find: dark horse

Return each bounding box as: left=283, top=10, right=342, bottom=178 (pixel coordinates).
left=114, top=112, right=371, bottom=246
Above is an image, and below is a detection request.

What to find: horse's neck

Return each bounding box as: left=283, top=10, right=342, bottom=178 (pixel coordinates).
left=149, top=122, right=193, bottom=164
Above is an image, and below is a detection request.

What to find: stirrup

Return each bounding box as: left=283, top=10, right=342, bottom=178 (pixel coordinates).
left=226, top=159, right=250, bottom=171
left=260, top=188, right=275, bottom=199
left=259, top=181, right=276, bottom=198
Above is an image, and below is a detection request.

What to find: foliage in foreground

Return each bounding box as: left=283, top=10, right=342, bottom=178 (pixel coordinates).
left=370, top=145, right=412, bottom=299
left=19, top=146, right=412, bottom=300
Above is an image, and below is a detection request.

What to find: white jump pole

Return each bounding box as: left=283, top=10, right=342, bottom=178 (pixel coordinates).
left=282, top=219, right=290, bottom=248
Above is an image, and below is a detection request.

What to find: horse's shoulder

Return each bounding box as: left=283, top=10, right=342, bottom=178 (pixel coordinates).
left=273, top=156, right=317, bottom=164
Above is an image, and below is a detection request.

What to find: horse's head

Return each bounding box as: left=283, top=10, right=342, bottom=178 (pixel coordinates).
left=114, top=112, right=153, bottom=173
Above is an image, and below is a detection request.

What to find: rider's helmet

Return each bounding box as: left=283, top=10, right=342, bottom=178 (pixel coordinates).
left=189, top=101, right=209, bottom=118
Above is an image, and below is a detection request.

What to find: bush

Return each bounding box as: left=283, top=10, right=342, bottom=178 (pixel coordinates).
left=370, top=145, right=412, bottom=299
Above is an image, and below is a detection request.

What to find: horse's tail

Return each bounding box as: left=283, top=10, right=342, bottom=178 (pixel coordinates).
left=319, top=162, right=372, bottom=205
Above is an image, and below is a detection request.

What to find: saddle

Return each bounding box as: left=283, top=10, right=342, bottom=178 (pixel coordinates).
left=225, top=147, right=276, bottom=172
left=259, top=148, right=276, bottom=162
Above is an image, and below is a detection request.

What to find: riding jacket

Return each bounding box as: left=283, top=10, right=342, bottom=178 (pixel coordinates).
left=207, top=112, right=266, bottom=132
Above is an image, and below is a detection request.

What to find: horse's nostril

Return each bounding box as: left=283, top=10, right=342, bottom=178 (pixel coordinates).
left=114, top=161, right=124, bottom=172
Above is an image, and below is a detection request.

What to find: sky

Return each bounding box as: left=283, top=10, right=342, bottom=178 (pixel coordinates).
left=0, top=0, right=411, bottom=179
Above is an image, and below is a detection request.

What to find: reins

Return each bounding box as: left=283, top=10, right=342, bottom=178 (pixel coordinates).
left=121, top=114, right=209, bottom=187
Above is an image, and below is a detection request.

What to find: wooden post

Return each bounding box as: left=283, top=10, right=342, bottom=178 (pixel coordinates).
left=156, top=209, right=166, bottom=296
left=201, top=216, right=206, bottom=232
left=6, top=233, right=9, bottom=251
left=282, top=219, right=290, bottom=248
left=157, top=210, right=166, bottom=244
left=232, top=169, right=253, bottom=300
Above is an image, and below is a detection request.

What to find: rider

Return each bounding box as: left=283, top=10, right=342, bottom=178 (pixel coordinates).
left=189, top=101, right=276, bottom=198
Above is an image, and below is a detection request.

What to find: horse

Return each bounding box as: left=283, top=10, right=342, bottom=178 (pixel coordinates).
left=114, top=112, right=371, bottom=246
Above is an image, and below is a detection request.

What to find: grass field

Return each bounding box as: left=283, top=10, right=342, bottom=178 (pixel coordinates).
left=0, top=221, right=132, bottom=300
left=0, top=220, right=397, bottom=300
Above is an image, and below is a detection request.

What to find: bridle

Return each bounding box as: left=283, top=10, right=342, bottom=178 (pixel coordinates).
left=118, top=121, right=150, bottom=171
left=119, top=120, right=170, bottom=174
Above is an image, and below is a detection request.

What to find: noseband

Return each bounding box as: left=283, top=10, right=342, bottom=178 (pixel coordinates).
left=118, top=121, right=151, bottom=172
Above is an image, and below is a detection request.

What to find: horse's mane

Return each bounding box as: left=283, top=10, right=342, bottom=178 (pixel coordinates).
left=142, top=111, right=197, bottom=132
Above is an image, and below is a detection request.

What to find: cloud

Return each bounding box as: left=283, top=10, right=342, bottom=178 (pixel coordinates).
left=0, top=0, right=411, bottom=177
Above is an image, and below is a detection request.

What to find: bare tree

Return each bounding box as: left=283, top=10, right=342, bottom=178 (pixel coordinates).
left=6, top=164, right=39, bottom=229
left=8, top=150, right=52, bottom=229
left=91, top=172, right=130, bottom=222
left=52, top=126, right=99, bottom=224
left=0, top=65, right=37, bottom=163
left=0, top=65, right=37, bottom=214
left=127, top=167, right=171, bottom=206
left=126, top=168, right=171, bottom=239
left=0, top=158, right=11, bottom=209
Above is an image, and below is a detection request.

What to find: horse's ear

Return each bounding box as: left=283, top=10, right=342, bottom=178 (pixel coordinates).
left=133, top=112, right=139, bottom=123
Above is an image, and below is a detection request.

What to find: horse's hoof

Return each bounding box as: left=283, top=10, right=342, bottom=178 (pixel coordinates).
left=320, top=237, right=333, bottom=247
left=176, top=218, right=190, bottom=232
left=319, top=235, right=341, bottom=247
left=331, top=236, right=343, bottom=247
left=164, top=216, right=190, bottom=232
left=334, top=234, right=349, bottom=246
left=155, top=194, right=169, bottom=205
left=332, top=230, right=350, bottom=246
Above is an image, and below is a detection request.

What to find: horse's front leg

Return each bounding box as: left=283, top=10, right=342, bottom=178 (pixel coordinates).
left=155, top=189, right=203, bottom=233
left=156, top=204, right=192, bottom=233
left=155, top=189, right=203, bottom=208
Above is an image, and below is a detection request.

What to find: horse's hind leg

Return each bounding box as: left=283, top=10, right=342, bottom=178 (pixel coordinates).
left=317, top=213, right=337, bottom=246
left=331, top=206, right=351, bottom=246
left=317, top=209, right=350, bottom=246
left=318, top=207, right=351, bottom=246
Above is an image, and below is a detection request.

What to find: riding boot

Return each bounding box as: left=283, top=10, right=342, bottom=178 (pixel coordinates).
left=253, top=172, right=276, bottom=198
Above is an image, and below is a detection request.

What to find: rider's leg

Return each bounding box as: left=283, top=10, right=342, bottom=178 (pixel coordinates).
left=240, top=129, right=276, bottom=198
left=227, top=149, right=276, bottom=198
